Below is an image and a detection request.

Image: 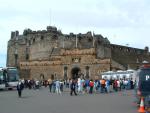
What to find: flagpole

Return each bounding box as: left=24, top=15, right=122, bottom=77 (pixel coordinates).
left=93, top=31, right=95, bottom=47
left=63, top=36, right=64, bottom=48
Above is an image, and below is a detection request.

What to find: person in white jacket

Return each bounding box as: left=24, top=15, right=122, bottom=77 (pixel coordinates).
left=55, top=80, right=61, bottom=94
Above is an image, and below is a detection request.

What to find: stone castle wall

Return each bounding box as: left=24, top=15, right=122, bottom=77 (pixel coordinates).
left=111, top=44, right=150, bottom=69
left=7, top=26, right=150, bottom=80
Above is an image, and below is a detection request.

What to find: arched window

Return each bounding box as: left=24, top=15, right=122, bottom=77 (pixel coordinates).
left=41, top=36, right=44, bottom=40
left=40, top=74, right=45, bottom=80
left=85, top=66, right=90, bottom=79
left=64, top=67, right=68, bottom=80
left=51, top=74, right=54, bottom=80
left=33, top=38, right=35, bottom=43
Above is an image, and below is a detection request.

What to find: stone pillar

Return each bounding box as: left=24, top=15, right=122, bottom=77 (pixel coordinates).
left=15, top=31, right=19, bottom=36
left=11, top=32, right=15, bottom=39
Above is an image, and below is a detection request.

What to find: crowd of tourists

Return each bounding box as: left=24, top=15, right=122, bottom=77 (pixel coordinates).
left=66, top=77, right=135, bottom=95
left=17, top=77, right=135, bottom=97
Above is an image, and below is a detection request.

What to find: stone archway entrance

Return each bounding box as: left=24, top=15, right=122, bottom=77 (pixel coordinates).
left=71, top=67, right=81, bottom=79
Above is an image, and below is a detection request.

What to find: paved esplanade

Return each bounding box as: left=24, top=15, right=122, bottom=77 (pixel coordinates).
left=0, top=88, right=137, bottom=113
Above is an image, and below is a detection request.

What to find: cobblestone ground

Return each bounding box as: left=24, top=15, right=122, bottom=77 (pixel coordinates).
left=0, top=87, right=137, bottom=113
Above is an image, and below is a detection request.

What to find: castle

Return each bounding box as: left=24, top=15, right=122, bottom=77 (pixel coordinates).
left=7, top=26, right=150, bottom=80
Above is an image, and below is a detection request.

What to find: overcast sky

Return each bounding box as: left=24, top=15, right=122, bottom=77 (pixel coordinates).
left=0, top=0, right=150, bottom=67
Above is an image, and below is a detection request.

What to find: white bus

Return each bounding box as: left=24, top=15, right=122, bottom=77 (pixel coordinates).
left=3, top=67, right=19, bottom=89
left=101, top=69, right=136, bottom=81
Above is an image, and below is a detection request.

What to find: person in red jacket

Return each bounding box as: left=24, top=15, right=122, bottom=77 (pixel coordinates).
left=89, top=79, right=94, bottom=94
left=113, top=79, right=118, bottom=92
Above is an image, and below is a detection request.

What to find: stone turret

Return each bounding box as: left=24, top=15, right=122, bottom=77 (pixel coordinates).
left=144, top=46, right=149, bottom=55
left=145, top=46, right=149, bottom=52
left=11, top=31, right=19, bottom=39
left=15, top=31, right=19, bottom=36
left=23, top=29, right=32, bottom=36
left=47, top=26, right=57, bottom=32
left=69, top=32, right=75, bottom=37
left=11, top=32, right=15, bottom=39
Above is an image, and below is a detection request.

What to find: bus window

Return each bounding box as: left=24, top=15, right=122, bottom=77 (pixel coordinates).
left=0, top=71, right=4, bottom=84
left=7, top=69, right=19, bottom=82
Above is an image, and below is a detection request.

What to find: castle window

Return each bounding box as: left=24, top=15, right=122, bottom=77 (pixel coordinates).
left=126, top=48, right=130, bottom=52
left=41, top=36, right=44, bottom=40
left=85, top=66, right=90, bottom=79
left=25, top=38, right=27, bottom=43
left=134, top=49, right=136, bottom=53
left=88, top=37, right=92, bottom=42
left=26, top=48, right=29, bottom=54
left=126, top=49, right=128, bottom=52
left=29, top=40, right=31, bottom=45
left=26, top=54, right=29, bottom=60
left=33, top=38, right=35, bottom=43
left=64, top=67, right=68, bottom=80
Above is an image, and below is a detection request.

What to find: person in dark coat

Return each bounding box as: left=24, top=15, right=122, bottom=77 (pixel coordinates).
left=70, top=79, right=77, bottom=96
left=17, top=81, right=24, bottom=97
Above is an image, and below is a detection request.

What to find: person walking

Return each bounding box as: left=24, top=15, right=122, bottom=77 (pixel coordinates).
left=55, top=80, right=61, bottom=94
left=89, top=80, right=94, bottom=94
left=100, top=79, right=106, bottom=93
left=48, top=78, right=52, bottom=93
left=105, top=79, right=110, bottom=93
left=70, top=79, right=77, bottom=96
left=17, top=80, right=24, bottom=98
